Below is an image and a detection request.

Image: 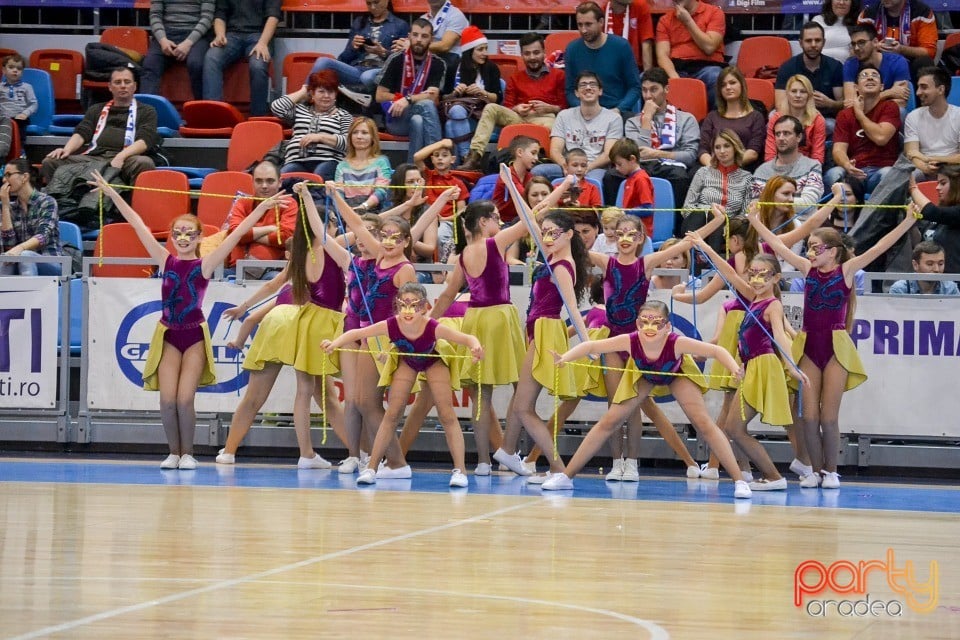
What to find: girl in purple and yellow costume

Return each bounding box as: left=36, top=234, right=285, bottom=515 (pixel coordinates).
left=90, top=170, right=279, bottom=471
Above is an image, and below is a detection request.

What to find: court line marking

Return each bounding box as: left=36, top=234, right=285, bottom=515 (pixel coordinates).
left=7, top=498, right=668, bottom=640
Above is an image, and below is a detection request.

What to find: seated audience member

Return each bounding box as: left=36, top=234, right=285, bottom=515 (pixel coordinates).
left=814, top=0, right=860, bottom=63
left=564, top=2, right=642, bottom=116
left=414, top=138, right=468, bottom=225
left=375, top=18, right=446, bottom=163
left=842, top=24, right=910, bottom=109
left=563, top=148, right=603, bottom=207
left=824, top=65, right=901, bottom=204
left=42, top=67, right=159, bottom=186
left=853, top=68, right=960, bottom=272
left=888, top=241, right=959, bottom=294
left=616, top=67, right=699, bottom=209
left=533, top=71, right=623, bottom=184
left=417, top=0, right=469, bottom=93
left=607, top=138, right=654, bottom=238
left=271, top=70, right=352, bottom=181
left=572, top=209, right=600, bottom=250
left=907, top=167, right=960, bottom=275
left=698, top=67, right=766, bottom=172
left=0, top=54, right=36, bottom=159
left=751, top=115, right=824, bottom=209
left=443, top=26, right=502, bottom=162
left=775, top=21, right=844, bottom=127
left=603, top=0, right=654, bottom=70
left=655, top=0, right=725, bottom=108
left=309, top=0, right=409, bottom=93
left=141, top=0, right=213, bottom=99
left=202, top=0, right=281, bottom=116
left=766, top=75, right=827, bottom=164
left=493, top=135, right=540, bottom=224
left=459, top=32, right=566, bottom=171
left=334, top=116, right=391, bottom=213
left=0, top=158, right=62, bottom=276
left=592, top=206, right=625, bottom=256
left=226, top=160, right=297, bottom=272
left=857, top=0, right=936, bottom=83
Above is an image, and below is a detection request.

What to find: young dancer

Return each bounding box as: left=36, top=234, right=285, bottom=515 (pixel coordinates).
left=90, top=171, right=278, bottom=470
left=545, top=301, right=751, bottom=498
left=747, top=206, right=917, bottom=488
left=323, top=283, right=484, bottom=487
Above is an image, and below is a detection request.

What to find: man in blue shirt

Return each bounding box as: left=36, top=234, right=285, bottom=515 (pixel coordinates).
left=889, top=241, right=960, bottom=294
left=842, top=24, right=911, bottom=109
left=775, top=22, right=844, bottom=122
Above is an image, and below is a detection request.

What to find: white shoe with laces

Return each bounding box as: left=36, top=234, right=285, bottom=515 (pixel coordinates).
left=215, top=452, right=235, bottom=464
left=337, top=456, right=360, bottom=474
left=541, top=473, right=574, bottom=491
left=475, top=462, right=491, bottom=476
left=821, top=471, right=840, bottom=489
left=178, top=454, right=197, bottom=470
left=749, top=477, right=788, bottom=491
left=686, top=465, right=701, bottom=479
left=160, top=454, right=180, bottom=469
left=357, top=468, right=376, bottom=485
left=734, top=480, right=752, bottom=499
left=492, top=448, right=531, bottom=476
left=699, top=463, right=719, bottom=480
left=790, top=458, right=813, bottom=478
left=799, top=472, right=821, bottom=488
left=449, top=469, right=468, bottom=488
left=621, top=458, right=640, bottom=482
left=297, top=454, right=332, bottom=469
left=605, top=458, right=624, bottom=482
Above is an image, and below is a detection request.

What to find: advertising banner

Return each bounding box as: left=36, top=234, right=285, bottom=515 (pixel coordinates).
left=0, top=277, right=59, bottom=409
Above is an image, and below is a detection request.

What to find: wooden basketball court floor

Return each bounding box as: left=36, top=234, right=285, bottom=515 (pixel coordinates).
left=1, top=457, right=958, bottom=639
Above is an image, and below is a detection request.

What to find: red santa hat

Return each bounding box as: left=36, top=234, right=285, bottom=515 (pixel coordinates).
left=460, top=26, right=488, bottom=53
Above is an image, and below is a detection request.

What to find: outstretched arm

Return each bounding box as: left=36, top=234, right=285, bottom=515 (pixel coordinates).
left=88, top=171, right=168, bottom=265
left=686, top=231, right=754, bottom=301
left=329, top=185, right=383, bottom=254
left=644, top=238, right=692, bottom=272
left=846, top=210, right=917, bottom=275
left=293, top=182, right=352, bottom=270
left=531, top=174, right=576, bottom=217
left=411, top=186, right=460, bottom=243
left=321, top=321, right=389, bottom=353
left=226, top=300, right=276, bottom=350
left=223, top=267, right=290, bottom=320
left=554, top=334, right=631, bottom=364
left=776, top=183, right=847, bottom=248
left=675, top=336, right=742, bottom=380
left=436, top=323, right=484, bottom=361
left=203, top=192, right=289, bottom=278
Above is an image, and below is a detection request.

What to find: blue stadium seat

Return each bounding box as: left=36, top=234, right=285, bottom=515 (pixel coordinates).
left=552, top=176, right=604, bottom=205
left=22, top=69, right=54, bottom=135
left=59, top=220, right=82, bottom=252
left=134, top=93, right=183, bottom=137
left=649, top=177, right=676, bottom=249
left=469, top=174, right=499, bottom=202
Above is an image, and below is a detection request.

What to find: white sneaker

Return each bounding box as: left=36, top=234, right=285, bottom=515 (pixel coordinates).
left=375, top=464, right=412, bottom=479
left=790, top=458, right=813, bottom=477
left=621, top=458, right=640, bottom=482
left=298, top=454, right=332, bottom=469
left=522, top=460, right=537, bottom=474
left=359, top=450, right=371, bottom=470
left=699, top=463, right=719, bottom=480
left=821, top=471, right=840, bottom=489
left=749, top=477, right=788, bottom=491
left=799, top=472, right=821, bottom=488
left=178, top=454, right=197, bottom=470
left=492, top=448, right=532, bottom=476
left=215, top=452, right=235, bottom=464
left=357, top=468, right=376, bottom=485
left=741, top=470, right=754, bottom=483
left=449, top=469, right=468, bottom=488
left=734, top=480, right=752, bottom=499
left=160, top=454, right=180, bottom=469
left=526, top=473, right=551, bottom=484
left=686, top=465, right=701, bottom=479
left=475, top=462, right=491, bottom=476
left=541, top=473, right=574, bottom=490
left=339, top=85, right=372, bottom=107
left=605, top=458, right=624, bottom=481
left=338, top=456, right=360, bottom=474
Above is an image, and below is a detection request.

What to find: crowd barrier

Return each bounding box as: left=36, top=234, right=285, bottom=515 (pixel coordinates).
left=1, top=256, right=958, bottom=469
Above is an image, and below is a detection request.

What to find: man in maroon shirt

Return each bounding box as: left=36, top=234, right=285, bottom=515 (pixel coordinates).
left=824, top=64, right=902, bottom=203
left=459, top=32, right=566, bottom=170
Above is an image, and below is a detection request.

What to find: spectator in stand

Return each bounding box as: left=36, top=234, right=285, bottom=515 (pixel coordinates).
left=493, top=135, right=540, bottom=224
left=842, top=24, right=911, bottom=109
left=416, top=0, right=470, bottom=93
left=908, top=168, right=960, bottom=275
left=655, top=0, right=725, bottom=108
left=681, top=129, right=752, bottom=252
left=766, top=75, right=827, bottom=164
left=375, top=19, right=446, bottom=163
left=0, top=54, right=36, bottom=158
left=563, top=148, right=603, bottom=208
left=142, top=0, right=214, bottom=99
left=814, top=0, right=861, bottom=63
left=614, top=67, right=699, bottom=211
left=608, top=138, right=655, bottom=237
left=824, top=65, right=901, bottom=204
left=564, top=2, right=642, bottom=117
left=334, top=116, right=391, bottom=213
left=41, top=67, right=159, bottom=185
left=603, top=0, right=654, bottom=70
left=309, top=0, right=409, bottom=93
left=533, top=71, right=623, bottom=184
left=0, top=158, right=62, bottom=276
left=752, top=115, right=824, bottom=209
left=459, top=32, right=566, bottom=172
left=201, top=0, right=280, bottom=116
left=271, top=70, right=352, bottom=181
left=572, top=209, right=600, bottom=250
left=698, top=67, right=766, bottom=172
left=858, top=0, right=937, bottom=83
left=774, top=22, right=844, bottom=132
left=888, top=241, right=959, bottom=294
left=591, top=207, right=624, bottom=256
left=226, top=160, right=297, bottom=272
left=443, top=26, right=502, bottom=162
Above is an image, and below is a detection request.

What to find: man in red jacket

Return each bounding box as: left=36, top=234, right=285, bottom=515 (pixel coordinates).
left=226, top=160, right=298, bottom=273
left=459, top=32, right=567, bottom=171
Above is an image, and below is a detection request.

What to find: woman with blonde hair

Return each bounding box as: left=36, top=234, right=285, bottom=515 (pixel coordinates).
left=334, top=116, right=392, bottom=212
left=765, top=74, right=826, bottom=163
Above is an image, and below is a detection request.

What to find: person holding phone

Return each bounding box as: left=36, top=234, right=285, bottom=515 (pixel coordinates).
left=841, top=24, right=910, bottom=109
left=856, top=0, right=936, bottom=84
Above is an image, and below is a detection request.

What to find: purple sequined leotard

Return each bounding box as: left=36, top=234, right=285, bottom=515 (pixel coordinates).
left=305, top=250, right=346, bottom=311
left=525, top=260, right=574, bottom=341
left=344, top=256, right=376, bottom=330
left=366, top=259, right=411, bottom=324
left=461, top=237, right=510, bottom=307
left=802, top=266, right=850, bottom=369
left=603, top=257, right=649, bottom=336
left=738, top=297, right=777, bottom=363
left=628, top=331, right=683, bottom=386
left=160, top=255, right=209, bottom=352
left=387, top=316, right=440, bottom=372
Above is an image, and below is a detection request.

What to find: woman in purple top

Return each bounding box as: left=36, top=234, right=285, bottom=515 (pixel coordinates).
left=547, top=301, right=750, bottom=496
left=324, top=283, right=483, bottom=488
left=748, top=209, right=916, bottom=490
left=90, top=171, right=278, bottom=471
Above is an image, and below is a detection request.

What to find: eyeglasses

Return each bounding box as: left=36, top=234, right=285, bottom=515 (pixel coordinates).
left=3, top=171, right=24, bottom=179
left=858, top=71, right=881, bottom=79
left=577, top=81, right=599, bottom=89
left=849, top=40, right=871, bottom=50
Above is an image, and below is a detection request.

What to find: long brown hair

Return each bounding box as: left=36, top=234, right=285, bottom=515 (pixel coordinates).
left=345, top=116, right=381, bottom=160
left=937, top=164, right=960, bottom=207
left=716, top=66, right=753, bottom=117
left=288, top=209, right=316, bottom=304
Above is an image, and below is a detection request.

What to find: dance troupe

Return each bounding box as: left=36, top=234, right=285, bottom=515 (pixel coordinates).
left=88, top=155, right=918, bottom=498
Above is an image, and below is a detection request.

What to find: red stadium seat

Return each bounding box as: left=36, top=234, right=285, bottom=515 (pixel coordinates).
left=92, top=223, right=157, bottom=278
left=227, top=120, right=284, bottom=172
left=131, top=170, right=192, bottom=240
left=281, top=52, right=333, bottom=93
left=82, top=28, right=149, bottom=99
left=496, top=123, right=551, bottom=152
left=198, top=171, right=255, bottom=228
left=746, top=78, right=776, bottom=112
left=737, top=36, right=792, bottom=80
left=29, top=49, right=83, bottom=114
left=916, top=181, right=939, bottom=205
left=282, top=0, right=367, bottom=11
left=488, top=54, right=522, bottom=83
left=544, top=31, right=579, bottom=56
left=179, top=100, right=244, bottom=138
left=667, top=77, right=708, bottom=122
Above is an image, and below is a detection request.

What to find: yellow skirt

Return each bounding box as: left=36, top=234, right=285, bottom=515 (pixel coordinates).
left=459, top=304, right=526, bottom=387
left=245, top=303, right=343, bottom=376
left=790, top=330, right=868, bottom=392
left=739, top=353, right=793, bottom=426
left=417, top=316, right=465, bottom=391
left=143, top=322, right=217, bottom=391
left=531, top=317, right=579, bottom=400
left=570, top=326, right=609, bottom=398
left=709, top=309, right=744, bottom=391
left=612, top=353, right=707, bottom=403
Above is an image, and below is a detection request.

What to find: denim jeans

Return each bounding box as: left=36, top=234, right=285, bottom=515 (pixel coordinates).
left=682, top=66, right=722, bottom=110
left=280, top=160, right=339, bottom=181
left=202, top=33, right=273, bottom=116
left=310, top=57, right=381, bottom=91
left=0, top=251, right=62, bottom=276
left=141, top=30, right=208, bottom=99
left=443, top=104, right=476, bottom=160
left=385, top=100, right=442, bottom=163
left=823, top=165, right=889, bottom=202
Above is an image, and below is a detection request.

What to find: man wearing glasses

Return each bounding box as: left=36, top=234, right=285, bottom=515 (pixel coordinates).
left=842, top=24, right=910, bottom=109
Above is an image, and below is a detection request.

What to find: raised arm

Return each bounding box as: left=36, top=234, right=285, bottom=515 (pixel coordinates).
left=411, top=187, right=460, bottom=242
left=686, top=231, right=754, bottom=300
left=203, top=192, right=289, bottom=278
left=846, top=210, right=918, bottom=275
left=745, top=204, right=811, bottom=274
left=292, top=182, right=353, bottom=271
left=672, top=271, right=724, bottom=304
left=89, top=171, right=167, bottom=265
left=531, top=174, right=576, bottom=217
left=329, top=185, right=382, bottom=254
left=776, top=183, right=846, bottom=247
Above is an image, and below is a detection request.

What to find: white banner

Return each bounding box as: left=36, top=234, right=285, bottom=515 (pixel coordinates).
left=0, top=277, right=59, bottom=409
